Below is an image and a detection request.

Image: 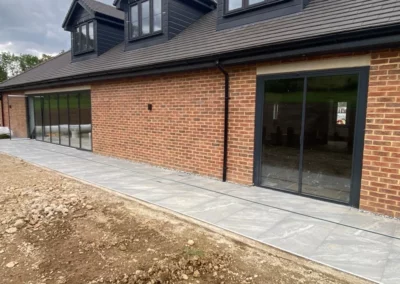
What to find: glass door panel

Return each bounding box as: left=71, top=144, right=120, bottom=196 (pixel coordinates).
left=301, top=75, right=358, bottom=203
left=59, top=94, right=69, bottom=146
left=261, top=78, right=304, bottom=192
left=50, top=94, right=60, bottom=144
left=69, top=93, right=80, bottom=148
left=43, top=96, right=51, bottom=142
left=34, top=97, right=43, bottom=141
left=80, top=92, right=92, bottom=150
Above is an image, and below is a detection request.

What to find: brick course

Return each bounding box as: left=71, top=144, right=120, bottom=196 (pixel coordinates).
left=1, top=94, right=27, bottom=138
left=361, top=48, right=400, bottom=218
left=91, top=66, right=257, bottom=184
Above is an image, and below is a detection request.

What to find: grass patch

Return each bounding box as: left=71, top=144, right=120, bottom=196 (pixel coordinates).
left=0, top=134, right=10, bottom=139
left=184, top=247, right=204, bottom=257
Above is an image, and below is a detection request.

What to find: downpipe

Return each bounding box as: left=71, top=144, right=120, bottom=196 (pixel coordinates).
left=216, top=60, right=230, bottom=182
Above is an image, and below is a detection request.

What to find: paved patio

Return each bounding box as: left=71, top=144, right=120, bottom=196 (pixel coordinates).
left=1, top=139, right=399, bottom=284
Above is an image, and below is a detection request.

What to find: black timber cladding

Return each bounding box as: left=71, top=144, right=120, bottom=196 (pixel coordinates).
left=2, top=0, right=400, bottom=90
left=63, top=0, right=125, bottom=63
left=123, top=0, right=212, bottom=51
left=168, top=0, right=206, bottom=40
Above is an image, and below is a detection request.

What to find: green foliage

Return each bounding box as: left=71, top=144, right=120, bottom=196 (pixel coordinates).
left=0, top=134, right=10, bottom=139
left=0, top=51, right=56, bottom=83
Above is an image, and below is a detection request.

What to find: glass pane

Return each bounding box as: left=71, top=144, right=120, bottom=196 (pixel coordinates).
left=34, top=97, right=43, bottom=141
left=261, top=78, right=304, bottom=192
left=302, top=74, right=358, bottom=203
left=141, top=1, right=150, bottom=35
left=43, top=96, right=51, bottom=142
left=88, top=22, right=94, bottom=49
left=130, top=5, right=139, bottom=38
left=80, top=92, right=92, bottom=151
left=228, top=0, right=242, bottom=11
left=59, top=94, right=69, bottom=146
left=153, top=0, right=162, bottom=32
left=81, top=25, right=87, bottom=50
left=74, top=28, right=80, bottom=53
left=249, top=0, right=263, bottom=4
left=69, top=93, right=80, bottom=148
left=50, top=95, right=60, bottom=144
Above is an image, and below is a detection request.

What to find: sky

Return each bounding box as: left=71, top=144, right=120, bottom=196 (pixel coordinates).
left=0, top=0, right=113, bottom=58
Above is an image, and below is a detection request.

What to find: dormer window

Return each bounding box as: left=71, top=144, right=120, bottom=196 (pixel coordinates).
left=129, top=0, right=162, bottom=40
left=226, top=0, right=287, bottom=14
left=74, top=21, right=95, bottom=55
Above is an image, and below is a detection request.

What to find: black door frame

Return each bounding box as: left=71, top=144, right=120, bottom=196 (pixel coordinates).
left=253, top=67, right=370, bottom=208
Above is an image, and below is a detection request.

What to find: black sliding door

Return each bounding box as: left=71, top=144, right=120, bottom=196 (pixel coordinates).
left=254, top=68, right=368, bottom=207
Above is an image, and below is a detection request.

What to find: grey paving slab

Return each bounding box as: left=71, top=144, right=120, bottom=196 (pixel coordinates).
left=1, top=139, right=400, bottom=284
left=183, top=195, right=252, bottom=224
left=257, top=214, right=338, bottom=257
left=310, top=226, right=392, bottom=282
left=216, top=204, right=291, bottom=239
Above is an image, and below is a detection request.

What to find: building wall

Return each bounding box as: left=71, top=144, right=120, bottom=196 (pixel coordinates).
left=1, top=94, right=27, bottom=138
left=91, top=66, right=256, bottom=184
left=361, top=48, right=400, bottom=218
left=2, top=48, right=400, bottom=218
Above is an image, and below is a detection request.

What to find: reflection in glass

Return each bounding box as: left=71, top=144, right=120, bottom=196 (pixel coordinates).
left=80, top=93, right=92, bottom=150
left=88, top=22, right=94, bottom=49
left=153, top=0, right=162, bottom=32
left=81, top=25, right=87, bottom=50
left=261, top=78, right=304, bottom=191
left=302, top=75, right=358, bottom=203
left=130, top=5, right=139, bottom=38
left=50, top=95, right=59, bottom=144
left=228, top=0, right=242, bottom=10
left=43, top=96, right=51, bottom=142
left=69, top=93, right=80, bottom=148
left=141, top=1, right=150, bottom=35
left=249, top=0, right=264, bottom=4
left=59, top=94, right=69, bottom=146
left=34, top=97, right=43, bottom=141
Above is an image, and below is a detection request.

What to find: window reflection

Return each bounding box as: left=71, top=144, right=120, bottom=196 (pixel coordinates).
left=32, top=91, right=92, bottom=151
left=141, top=1, right=150, bottom=35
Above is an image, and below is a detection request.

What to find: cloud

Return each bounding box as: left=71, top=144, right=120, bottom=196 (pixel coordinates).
left=0, top=0, right=114, bottom=55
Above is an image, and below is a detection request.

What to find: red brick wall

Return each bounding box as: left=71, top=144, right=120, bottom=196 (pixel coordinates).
left=361, top=48, right=400, bottom=218
left=1, top=94, right=28, bottom=138
left=91, top=66, right=256, bottom=184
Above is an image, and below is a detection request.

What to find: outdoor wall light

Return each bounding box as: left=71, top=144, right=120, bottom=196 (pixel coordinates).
left=148, top=104, right=153, bottom=111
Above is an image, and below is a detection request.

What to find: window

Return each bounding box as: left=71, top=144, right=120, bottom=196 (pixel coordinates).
left=130, top=0, right=162, bottom=40
left=336, top=102, right=347, bottom=125
left=73, top=22, right=95, bottom=54
left=227, top=0, right=285, bottom=13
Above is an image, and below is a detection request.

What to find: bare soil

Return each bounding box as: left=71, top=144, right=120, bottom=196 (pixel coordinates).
left=0, top=154, right=371, bottom=284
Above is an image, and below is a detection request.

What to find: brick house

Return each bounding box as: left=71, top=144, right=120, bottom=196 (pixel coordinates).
left=1, top=0, right=400, bottom=217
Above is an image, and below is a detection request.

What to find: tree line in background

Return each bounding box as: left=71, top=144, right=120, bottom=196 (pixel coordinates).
left=0, top=52, right=58, bottom=83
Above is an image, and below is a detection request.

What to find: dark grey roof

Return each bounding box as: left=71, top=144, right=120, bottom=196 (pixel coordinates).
left=81, top=0, right=124, bottom=20
left=2, top=0, right=400, bottom=89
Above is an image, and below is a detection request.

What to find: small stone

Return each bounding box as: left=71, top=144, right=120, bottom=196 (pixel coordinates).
left=193, top=270, right=200, bottom=278
left=86, top=205, right=93, bottom=210
left=6, top=261, right=17, bottom=268
left=6, top=227, right=17, bottom=234
left=119, top=245, right=127, bottom=251
left=14, top=219, right=25, bottom=229
left=188, top=240, right=195, bottom=246
left=0, top=250, right=4, bottom=254
left=181, top=274, right=189, bottom=280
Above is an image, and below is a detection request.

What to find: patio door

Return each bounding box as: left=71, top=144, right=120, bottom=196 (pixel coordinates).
left=254, top=68, right=369, bottom=207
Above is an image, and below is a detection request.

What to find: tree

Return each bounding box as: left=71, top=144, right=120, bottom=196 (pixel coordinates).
left=0, top=52, right=55, bottom=83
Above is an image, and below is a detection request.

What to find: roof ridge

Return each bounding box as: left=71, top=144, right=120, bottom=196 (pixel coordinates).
left=0, top=51, right=70, bottom=87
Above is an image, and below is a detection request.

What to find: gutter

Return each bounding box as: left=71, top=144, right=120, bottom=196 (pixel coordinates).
left=216, top=61, right=230, bottom=182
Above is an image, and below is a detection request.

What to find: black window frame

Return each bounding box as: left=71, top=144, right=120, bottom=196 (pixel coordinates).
left=128, top=0, right=163, bottom=41
left=225, top=0, right=288, bottom=16
left=73, top=21, right=95, bottom=55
